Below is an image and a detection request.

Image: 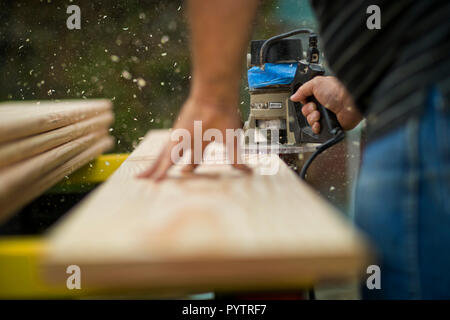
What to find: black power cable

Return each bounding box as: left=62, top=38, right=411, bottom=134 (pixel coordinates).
left=300, top=129, right=345, bottom=180
left=300, top=129, right=344, bottom=300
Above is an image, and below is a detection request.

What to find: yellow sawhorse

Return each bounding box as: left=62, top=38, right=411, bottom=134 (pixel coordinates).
left=0, top=154, right=129, bottom=299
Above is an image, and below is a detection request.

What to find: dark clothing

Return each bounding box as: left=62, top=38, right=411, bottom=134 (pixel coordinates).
left=310, top=0, right=450, bottom=140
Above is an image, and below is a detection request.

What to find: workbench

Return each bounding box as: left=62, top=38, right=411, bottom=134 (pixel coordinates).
left=0, top=130, right=370, bottom=299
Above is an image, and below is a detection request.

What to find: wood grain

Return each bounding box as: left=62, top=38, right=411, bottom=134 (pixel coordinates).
left=0, top=130, right=106, bottom=204
left=0, top=99, right=112, bottom=143
left=0, top=112, right=113, bottom=169
left=0, top=136, right=114, bottom=223
left=42, top=130, right=371, bottom=293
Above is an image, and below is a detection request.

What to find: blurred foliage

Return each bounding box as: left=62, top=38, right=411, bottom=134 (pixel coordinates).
left=0, top=0, right=316, bottom=152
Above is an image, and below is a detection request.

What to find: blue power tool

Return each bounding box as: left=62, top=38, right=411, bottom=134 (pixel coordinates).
left=244, top=28, right=345, bottom=179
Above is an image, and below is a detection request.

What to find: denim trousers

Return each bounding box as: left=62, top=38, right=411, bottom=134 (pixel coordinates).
left=355, top=86, right=450, bottom=299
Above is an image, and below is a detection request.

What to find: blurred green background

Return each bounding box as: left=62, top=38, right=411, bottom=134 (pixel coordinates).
left=0, top=0, right=317, bottom=153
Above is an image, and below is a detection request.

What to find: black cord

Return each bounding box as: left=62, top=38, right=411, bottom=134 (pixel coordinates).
left=300, top=130, right=345, bottom=180
left=259, top=28, right=313, bottom=67
left=308, top=288, right=316, bottom=300
left=300, top=129, right=344, bottom=301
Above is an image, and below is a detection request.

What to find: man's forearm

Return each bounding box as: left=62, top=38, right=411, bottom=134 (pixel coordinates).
left=187, top=0, right=259, bottom=106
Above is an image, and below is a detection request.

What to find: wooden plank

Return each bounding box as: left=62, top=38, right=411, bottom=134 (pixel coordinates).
left=0, top=99, right=112, bottom=143
left=0, top=131, right=107, bottom=205
left=42, top=130, right=371, bottom=293
left=0, top=131, right=108, bottom=221
left=0, top=112, right=113, bottom=169
left=0, top=136, right=114, bottom=223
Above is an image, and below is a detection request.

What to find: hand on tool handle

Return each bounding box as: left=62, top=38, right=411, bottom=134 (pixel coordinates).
left=290, top=76, right=362, bottom=134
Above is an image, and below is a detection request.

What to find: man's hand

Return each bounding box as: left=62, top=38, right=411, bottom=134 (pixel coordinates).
left=137, top=97, right=250, bottom=181
left=138, top=0, right=258, bottom=180
left=290, top=76, right=362, bottom=134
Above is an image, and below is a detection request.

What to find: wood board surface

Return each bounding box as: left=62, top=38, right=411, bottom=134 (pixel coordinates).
left=0, top=99, right=112, bottom=144
left=0, top=136, right=114, bottom=223
left=43, top=130, right=371, bottom=293
left=0, top=112, right=113, bottom=169
left=0, top=130, right=107, bottom=205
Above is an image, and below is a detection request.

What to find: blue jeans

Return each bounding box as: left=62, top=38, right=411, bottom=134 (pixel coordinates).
left=355, top=86, right=450, bottom=299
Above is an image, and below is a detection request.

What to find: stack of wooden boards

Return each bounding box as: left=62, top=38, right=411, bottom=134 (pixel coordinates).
left=43, top=130, right=371, bottom=293
left=0, top=99, right=114, bottom=223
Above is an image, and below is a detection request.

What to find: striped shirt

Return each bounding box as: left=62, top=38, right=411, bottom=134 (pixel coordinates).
left=310, top=0, right=450, bottom=140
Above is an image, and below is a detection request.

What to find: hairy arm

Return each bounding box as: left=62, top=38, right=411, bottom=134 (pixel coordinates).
left=189, top=0, right=259, bottom=105
left=138, top=0, right=259, bottom=180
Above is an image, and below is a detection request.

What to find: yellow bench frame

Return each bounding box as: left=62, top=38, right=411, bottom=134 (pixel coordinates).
left=0, top=154, right=128, bottom=298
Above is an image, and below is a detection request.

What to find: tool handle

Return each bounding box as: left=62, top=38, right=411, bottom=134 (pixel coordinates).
left=310, top=96, right=342, bottom=136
